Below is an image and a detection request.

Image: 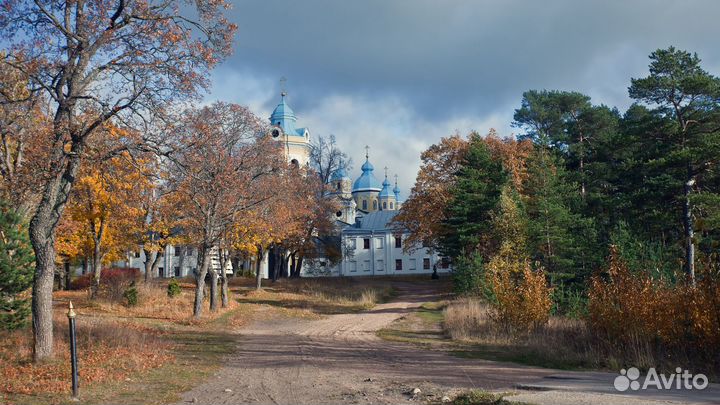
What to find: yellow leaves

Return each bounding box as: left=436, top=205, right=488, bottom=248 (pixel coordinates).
left=588, top=247, right=720, bottom=350
left=488, top=258, right=552, bottom=333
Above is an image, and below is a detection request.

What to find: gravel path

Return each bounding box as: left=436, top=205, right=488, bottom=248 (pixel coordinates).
left=174, top=282, right=719, bottom=405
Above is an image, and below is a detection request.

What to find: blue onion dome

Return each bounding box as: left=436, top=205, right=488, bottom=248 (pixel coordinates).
left=352, top=157, right=382, bottom=192
left=330, top=165, right=350, bottom=181
left=269, top=93, right=299, bottom=135
left=378, top=177, right=393, bottom=197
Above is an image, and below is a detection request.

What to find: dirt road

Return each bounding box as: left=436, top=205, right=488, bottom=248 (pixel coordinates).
left=174, top=282, right=719, bottom=405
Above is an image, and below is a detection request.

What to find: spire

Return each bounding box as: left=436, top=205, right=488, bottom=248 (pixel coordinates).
left=393, top=174, right=401, bottom=200
left=365, top=145, right=370, bottom=160
left=280, top=76, right=287, bottom=97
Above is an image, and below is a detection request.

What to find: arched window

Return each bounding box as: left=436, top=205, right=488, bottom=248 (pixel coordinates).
left=373, top=200, right=377, bottom=210
left=290, top=159, right=299, bottom=168
left=362, top=200, right=367, bottom=210
left=337, top=182, right=341, bottom=191
left=382, top=202, right=387, bottom=209
left=390, top=202, right=394, bottom=210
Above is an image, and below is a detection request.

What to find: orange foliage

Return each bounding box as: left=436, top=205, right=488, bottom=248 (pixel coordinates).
left=488, top=258, right=553, bottom=333
left=0, top=317, right=172, bottom=395
left=484, top=129, right=534, bottom=193
left=589, top=246, right=720, bottom=351
left=392, top=133, right=469, bottom=250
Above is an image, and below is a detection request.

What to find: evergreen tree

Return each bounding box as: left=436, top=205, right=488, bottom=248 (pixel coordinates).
left=0, top=201, right=35, bottom=330
left=629, top=47, right=720, bottom=282
left=523, top=147, right=598, bottom=282
left=439, top=134, right=507, bottom=259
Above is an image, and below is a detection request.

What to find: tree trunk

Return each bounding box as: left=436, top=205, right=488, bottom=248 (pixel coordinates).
left=194, top=247, right=211, bottom=318
left=683, top=170, right=696, bottom=284
left=219, top=248, right=230, bottom=308
left=255, top=246, right=264, bottom=291
left=64, top=261, right=71, bottom=290
left=143, top=249, right=156, bottom=282
left=295, top=255, right=304, bottom=278
left=29, top=142, right=83, bottom=362
left=82, top=257, right=88, bottom=275
left=91, top=251, right=103, bottom=299
left=209, top=268, right=219, bottom=312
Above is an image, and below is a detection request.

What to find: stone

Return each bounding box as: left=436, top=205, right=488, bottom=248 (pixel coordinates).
left=224, top=388, right=233, bottom=393
left=411, top=388, right=422, bottom=395
left=441, top=395, right=451, bottom=403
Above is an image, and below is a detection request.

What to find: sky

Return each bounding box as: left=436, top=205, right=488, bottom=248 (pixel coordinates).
left=205, top=0, right=720, bottom=197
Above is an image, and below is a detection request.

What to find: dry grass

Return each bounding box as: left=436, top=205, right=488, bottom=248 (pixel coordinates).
left=239, top=278, right=394, bottom=315
left=55, top=281, right=241, bottom=326
left=444, top=298, right=659, bottom=371
left=0, top=315, right=172, bottom=396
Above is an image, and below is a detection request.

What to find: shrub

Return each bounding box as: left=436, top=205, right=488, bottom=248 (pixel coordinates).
left=71, top=267, right=140, bottom=301
left=167, top=278, right=182, bottom=298
left=589, top=246, right=720, bottom=362
left=0, top=201, right=34, bottom=331
left=123, top=286, right=138, bottom=306
left=488, top=256, right=552, bottom=333
left=453, top=252, right=491, bottom=298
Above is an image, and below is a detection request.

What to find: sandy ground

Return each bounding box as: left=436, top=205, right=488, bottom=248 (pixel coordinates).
left=174, top=282, right=720, bottom=405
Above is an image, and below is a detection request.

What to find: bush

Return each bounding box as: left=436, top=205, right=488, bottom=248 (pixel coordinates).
left=167, top=278, right=182, bottom=298
left=0, top=201, right=34, bottom=331
left=453, top=252, right=492, bottom=298
left=71, top=267, right=140, bottom=301
left=589, top=246, right=720, bottom=363
left=123, top=286, right=138, bottom=306
left=488, top=256, right=552, bottom=333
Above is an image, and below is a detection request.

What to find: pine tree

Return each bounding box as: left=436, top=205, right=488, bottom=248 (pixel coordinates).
left=0, top=201, right=35, bottom=330
left=523, top=147, right=598, bottom=282
left=439, top=134, right=507, bottom=259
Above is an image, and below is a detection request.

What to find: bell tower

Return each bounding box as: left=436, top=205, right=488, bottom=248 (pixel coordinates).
left=268, top=78, right=311, bottom=167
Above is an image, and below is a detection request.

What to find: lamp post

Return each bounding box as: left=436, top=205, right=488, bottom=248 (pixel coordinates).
left=67, top=301, right=79, bottom=399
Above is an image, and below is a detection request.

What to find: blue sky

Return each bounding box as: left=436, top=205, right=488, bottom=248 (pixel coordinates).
left=205, top=0, right=720, bottom=196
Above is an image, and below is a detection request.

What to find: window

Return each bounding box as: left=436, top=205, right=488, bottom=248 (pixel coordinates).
left=394, top=236, right=402, bottom=248
left=363, top=260, right=371, bottom=272
left=349, top=238, right=357, bottom=249
left=188, top=248, right=194, bottom=256
left=319, top=261, right=326, bottom=267
left=348, top=261, right=357, bottom=272
left=423, top=258, right=431, bottom=270
left=395, top=259, right=403, bottom=270
left=375, top=238, right=383, bottom=249
left=336, top=211, right=342, bottom=217
left=441, top=257, right=450, bottom=269
left=174, top=267, right=180, bottom=277
left=363, top=238, right=370, bottom=249
left=337, top=182, right=341, bottom=190
left=362, top=200, right=368, bottom=210
left=158, top=267, right=164, bottom=278
left=134, top=251, right=140, bottom=258
left=373, top=200, right=377, bottom=210
left=174, top=248, right=181, bottom=257
left=290, top=159, right=299, bottom=167
left=390, top=202, right=394, bottom=209
left=376, top=259, right=384, bottom=271
left=382, top=201, right=387, bottom=209
left=409, top=258, right=417, bottom=270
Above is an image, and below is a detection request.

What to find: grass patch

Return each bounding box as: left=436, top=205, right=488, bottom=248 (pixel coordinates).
left=238, top=278, right=395, bottom=315
left=377, top=301, right=448, bottom=346
left=448, top=390, right=530, bottom=405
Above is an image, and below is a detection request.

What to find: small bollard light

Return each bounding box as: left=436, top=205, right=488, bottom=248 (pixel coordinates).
left=67, top=301, right=79, bottom=399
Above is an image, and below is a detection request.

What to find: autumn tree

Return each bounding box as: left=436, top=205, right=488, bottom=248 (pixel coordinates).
left=63, top=127, right=152, bottom=298
left=0, top=56, right=49, bottom=217
left=0, top=0, right=235, bottom=360
left=392, top=134, right=469, bottom=252
left=168, top=102, right=281, bottom=317
left=440, top=134, right=507, bottom=259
